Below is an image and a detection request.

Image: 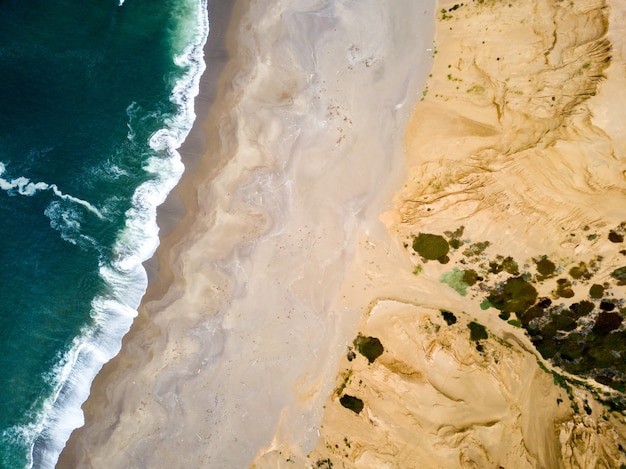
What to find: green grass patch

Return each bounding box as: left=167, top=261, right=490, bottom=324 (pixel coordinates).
left=439, top=268, right=470, bottom=296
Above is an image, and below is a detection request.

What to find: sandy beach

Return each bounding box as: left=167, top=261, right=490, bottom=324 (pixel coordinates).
left=60, top=0, right=626, bottom=467
left=59, top=0, right=435, bottom=467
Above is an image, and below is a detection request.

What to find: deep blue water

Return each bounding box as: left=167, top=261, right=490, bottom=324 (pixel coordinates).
left=0, top=0, right=208, bottom=466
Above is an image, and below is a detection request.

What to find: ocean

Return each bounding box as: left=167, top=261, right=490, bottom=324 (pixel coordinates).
left=0, top=0, right=208, bottom=467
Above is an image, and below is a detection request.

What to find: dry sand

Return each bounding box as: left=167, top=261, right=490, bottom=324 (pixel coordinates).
left=59, top=0, right=435, bottom=467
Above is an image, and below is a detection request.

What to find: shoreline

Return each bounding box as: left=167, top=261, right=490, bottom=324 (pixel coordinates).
left=143, top=0, right=239, bottom=299
left=57, top=0, right=241, bottom=465
left=59, top=1, right=436, bottom=467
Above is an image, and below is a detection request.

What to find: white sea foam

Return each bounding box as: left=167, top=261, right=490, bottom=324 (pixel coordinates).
left=0, top=163, right=104, bottom=249
left=0, top=163, right=103, bottom=218
left=88, top=159, right=129, bottom=182
left=22, top=1, right=210, bottom=467
left=44, top=202, right=101, bottom=249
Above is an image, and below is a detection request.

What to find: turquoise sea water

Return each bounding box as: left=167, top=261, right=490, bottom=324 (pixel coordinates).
left=0, top=0, right=208, bottom=466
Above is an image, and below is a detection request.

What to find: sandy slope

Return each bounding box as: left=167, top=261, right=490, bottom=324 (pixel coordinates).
left=290, top=0, right=626, bottom=468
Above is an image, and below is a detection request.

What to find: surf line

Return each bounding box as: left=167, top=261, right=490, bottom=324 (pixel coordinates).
left=0, top=163, right=103, bottom=218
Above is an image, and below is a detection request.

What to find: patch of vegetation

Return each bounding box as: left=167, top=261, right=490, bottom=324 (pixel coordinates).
left=406, top=225, right=626, bottom=395
left=592, top=312, right=622, bottom=334
left=552, top=313, right=577, bottom=331
left=441, top=310, right=457, bottom=325
left=444, top=226, right=465, bottom=249
left=339, top=394, right=364, bottom=414
left=450, top=239, right=462, bottom=249
left=569, top=262, right=592, bottom=280
left=487, top=277, right=538, bottom=314
left=354, top=335, right=384, bottom=363
left=600, top=300, right=616, bottom=311
left=463, top=241, right=490, bottom=258
left=533, top=310, right=626, bottom=392
left=412, top=233, right=450, bottom=263
left=440, top=268, right=471, bottom=296
left=440, top=4, right=463, bottom=21
left=535, top=256, right=556, bottom=279
left=489, top=255, right=519, bottom=275
left=468, top=321, right=488, bottom=341
left=463, top=269, right=480, bottom=285
left=335, top=370, right=353, bottom=396
left=589, top=283, right=605, bottom=299
left=466, top=84, right=486, bottom=94
left=569, top=300, right=594, bottom=319
left=519, top=297, right=550, bottom=326
left=315, top=458, right=334, bottom=469
left=611, top=266, right=626, bottom=285
left=608, top=230, right=624, bottom=243
left=555, top=278, right=575, bottom=298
